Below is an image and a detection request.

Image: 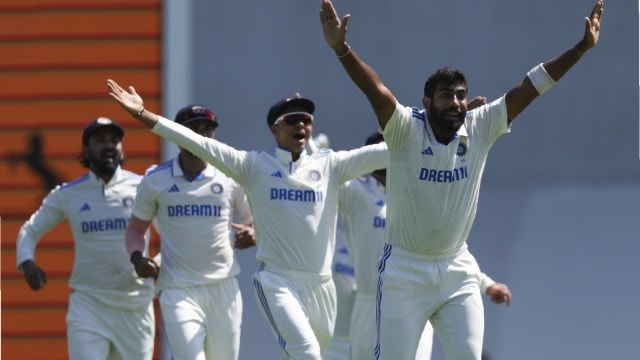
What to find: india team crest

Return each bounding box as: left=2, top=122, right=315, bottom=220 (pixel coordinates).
left=122, top=197, right=135, bottom=208
left=210, top=183, right=223, bottom=194
left=457, top=143, right=467, bottom=156
left=308, top=170, right=321, bottom=181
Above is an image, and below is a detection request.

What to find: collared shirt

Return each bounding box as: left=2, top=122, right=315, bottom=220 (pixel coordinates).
left=153, top=116, right=388, bottom=277
left=382, top=96, right=510, bottom=255
left=16, top=167, right=154, bottom=309
left=133, top=157, right=253, bottom=291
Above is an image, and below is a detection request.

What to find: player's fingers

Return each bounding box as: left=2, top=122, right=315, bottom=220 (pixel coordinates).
left=27, top=271, right=46, bottom=290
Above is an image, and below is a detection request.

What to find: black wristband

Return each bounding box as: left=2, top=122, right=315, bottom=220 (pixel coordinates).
left=130, top=250, right=143, bottom=264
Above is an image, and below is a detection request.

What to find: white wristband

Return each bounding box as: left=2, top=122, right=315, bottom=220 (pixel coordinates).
left=526, top=63, right=555, bottom=95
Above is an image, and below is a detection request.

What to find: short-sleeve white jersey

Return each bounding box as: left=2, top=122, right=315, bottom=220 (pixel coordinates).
left=382, top=97, right=510, bottom=255
left=152, top=117, right=387, bottom=277
left=16, top=167, right=154, bottom=309
left=133, top=157, right=253, bottom=291
left=338, top=174, right=386, bottom=296
left=339, top=174, right=497, bottom=294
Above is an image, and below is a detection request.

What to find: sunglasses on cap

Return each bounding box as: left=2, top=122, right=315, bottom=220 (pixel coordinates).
left=273, top=112, right=314, bottom=126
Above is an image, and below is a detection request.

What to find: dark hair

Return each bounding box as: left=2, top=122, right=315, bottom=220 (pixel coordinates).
left=365, top=131, right=384, bottom=145
left=77, top=148, right=91, bottom=168
left=423, top=67, right=468, bottom=98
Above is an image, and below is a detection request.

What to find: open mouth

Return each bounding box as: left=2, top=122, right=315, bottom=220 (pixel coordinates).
left=100, top=152, right=118, bottom=164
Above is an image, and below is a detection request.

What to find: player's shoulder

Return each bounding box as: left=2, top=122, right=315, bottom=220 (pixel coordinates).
left=410, top=106, right=426, bottom=122
left=58, top=173, right=90, bottom=192
left=120, top=168, right=143, bottom=179
left=144, top=160, right=173, bottom=177
left=345, top=175, right=371, bottom=193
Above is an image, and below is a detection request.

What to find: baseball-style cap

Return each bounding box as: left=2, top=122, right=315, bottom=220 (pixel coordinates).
left=174, top=105, right=218, bottom=128
left=267, top=97, right=315, bottom=126
left=82, top=117, right=124, bottom=145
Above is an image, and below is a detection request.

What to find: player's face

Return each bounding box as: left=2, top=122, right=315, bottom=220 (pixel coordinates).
left=270, top=107, right=313, bottom=154
left=185, top=120, right=216, bottom=139
left=181, top=119, right=217, bottom=158
left=86, top=128, right=123, bottom=177
left=427, top=82, right=468, bottom=134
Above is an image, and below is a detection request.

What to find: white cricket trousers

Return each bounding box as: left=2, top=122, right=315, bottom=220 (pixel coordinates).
left=66, top=291, right=155, bottom=360
left=159, top=278, right=242, bottom=360
left=253, top=264, right=337, bottom=360
left=375, top=244, right=484, bottom=360
left=350, top=293, right=434, bottom=360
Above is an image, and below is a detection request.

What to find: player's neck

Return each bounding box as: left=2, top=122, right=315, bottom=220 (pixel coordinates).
left=178, top=152, right=206, bottom=180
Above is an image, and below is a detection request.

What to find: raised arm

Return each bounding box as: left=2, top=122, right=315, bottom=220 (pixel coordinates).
left=505, top=0, right=603, bottom=123
left=319, top=0, right=396, bottom=129
left=107, top=79, right=159, bottom=128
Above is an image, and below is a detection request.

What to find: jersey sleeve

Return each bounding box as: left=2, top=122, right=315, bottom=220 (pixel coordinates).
left=466, top=96, right=510, bottom=149
left=383, top=102, right=417, bottom=151
left=152, top=116, right=252, bottom=183
left=131, top=176, right=158, bottom=222
left=478, top=271, right=497, bottom=293
left=16, top=187, right=66, bottom=268
left=332, top=143, right=388, bottom=184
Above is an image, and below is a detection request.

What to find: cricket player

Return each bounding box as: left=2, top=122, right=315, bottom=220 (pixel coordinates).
left=124, top=105, right=255, bottom=360
left=107, top=80, right=388, bottom=359
left=320, top=0, right=603, bottom=358
left=340, top=132, right=512, bottom=360
left=16, top=117, right=155, bottom=360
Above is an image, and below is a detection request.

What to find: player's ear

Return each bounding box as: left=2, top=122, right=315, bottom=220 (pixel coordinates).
left=422, top=96, right=431, bottom=109
left=269, top=124, right=278, bottom=136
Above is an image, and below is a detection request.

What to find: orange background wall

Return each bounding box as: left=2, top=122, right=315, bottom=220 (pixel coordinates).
left=1, top=1, right=163, bottom=359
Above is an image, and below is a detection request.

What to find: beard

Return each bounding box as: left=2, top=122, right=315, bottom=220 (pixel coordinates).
left=89, top=150, right=122, bottom=177
left=428, top=103, right=465, bottom=134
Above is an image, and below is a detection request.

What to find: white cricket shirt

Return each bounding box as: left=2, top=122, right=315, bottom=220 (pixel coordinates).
left=153, top=117, right=387, bottom=277
left=133, top=157, right=253, bottom=291
left=338, top=174, right=386, bottom=296
left=16, top=167, right=154, bottom=309
left=383, top=97, right=510, bottom=255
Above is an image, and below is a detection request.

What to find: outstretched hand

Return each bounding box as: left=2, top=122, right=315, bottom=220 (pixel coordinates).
left=319, top=0, right=350, bottom=50
left=107, top=79, right=144, bottom=117
left=582, top=0, right=604, bottom=49
left=467, top=96, right=487, bottom=111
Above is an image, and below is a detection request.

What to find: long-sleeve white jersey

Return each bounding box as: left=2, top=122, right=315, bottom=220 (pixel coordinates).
left=152, top=117, right=388, bottom=277
left=16, top=167, right=154, bottom=309
left=133, top=158, right=253, bottom=291
left=382, top=97, right=510, bottom=255
left=339, top=174, right=497, bottom=296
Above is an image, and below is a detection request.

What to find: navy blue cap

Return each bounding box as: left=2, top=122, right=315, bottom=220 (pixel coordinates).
left=267, top=97, right=315, bottom=126
left=82, top=117, right=124, bottom=145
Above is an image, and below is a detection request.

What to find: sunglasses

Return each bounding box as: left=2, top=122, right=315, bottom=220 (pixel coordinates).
left=273, top=112, right=314, bottom=126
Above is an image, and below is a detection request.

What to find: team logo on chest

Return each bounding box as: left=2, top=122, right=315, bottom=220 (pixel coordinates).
left=308, top=170, right=322, bottom=182
left=457, top=142, right=467, bottom=157
left=122, top=197, right=134, bottom=208
left=210, top=183, right=223, bottom=194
